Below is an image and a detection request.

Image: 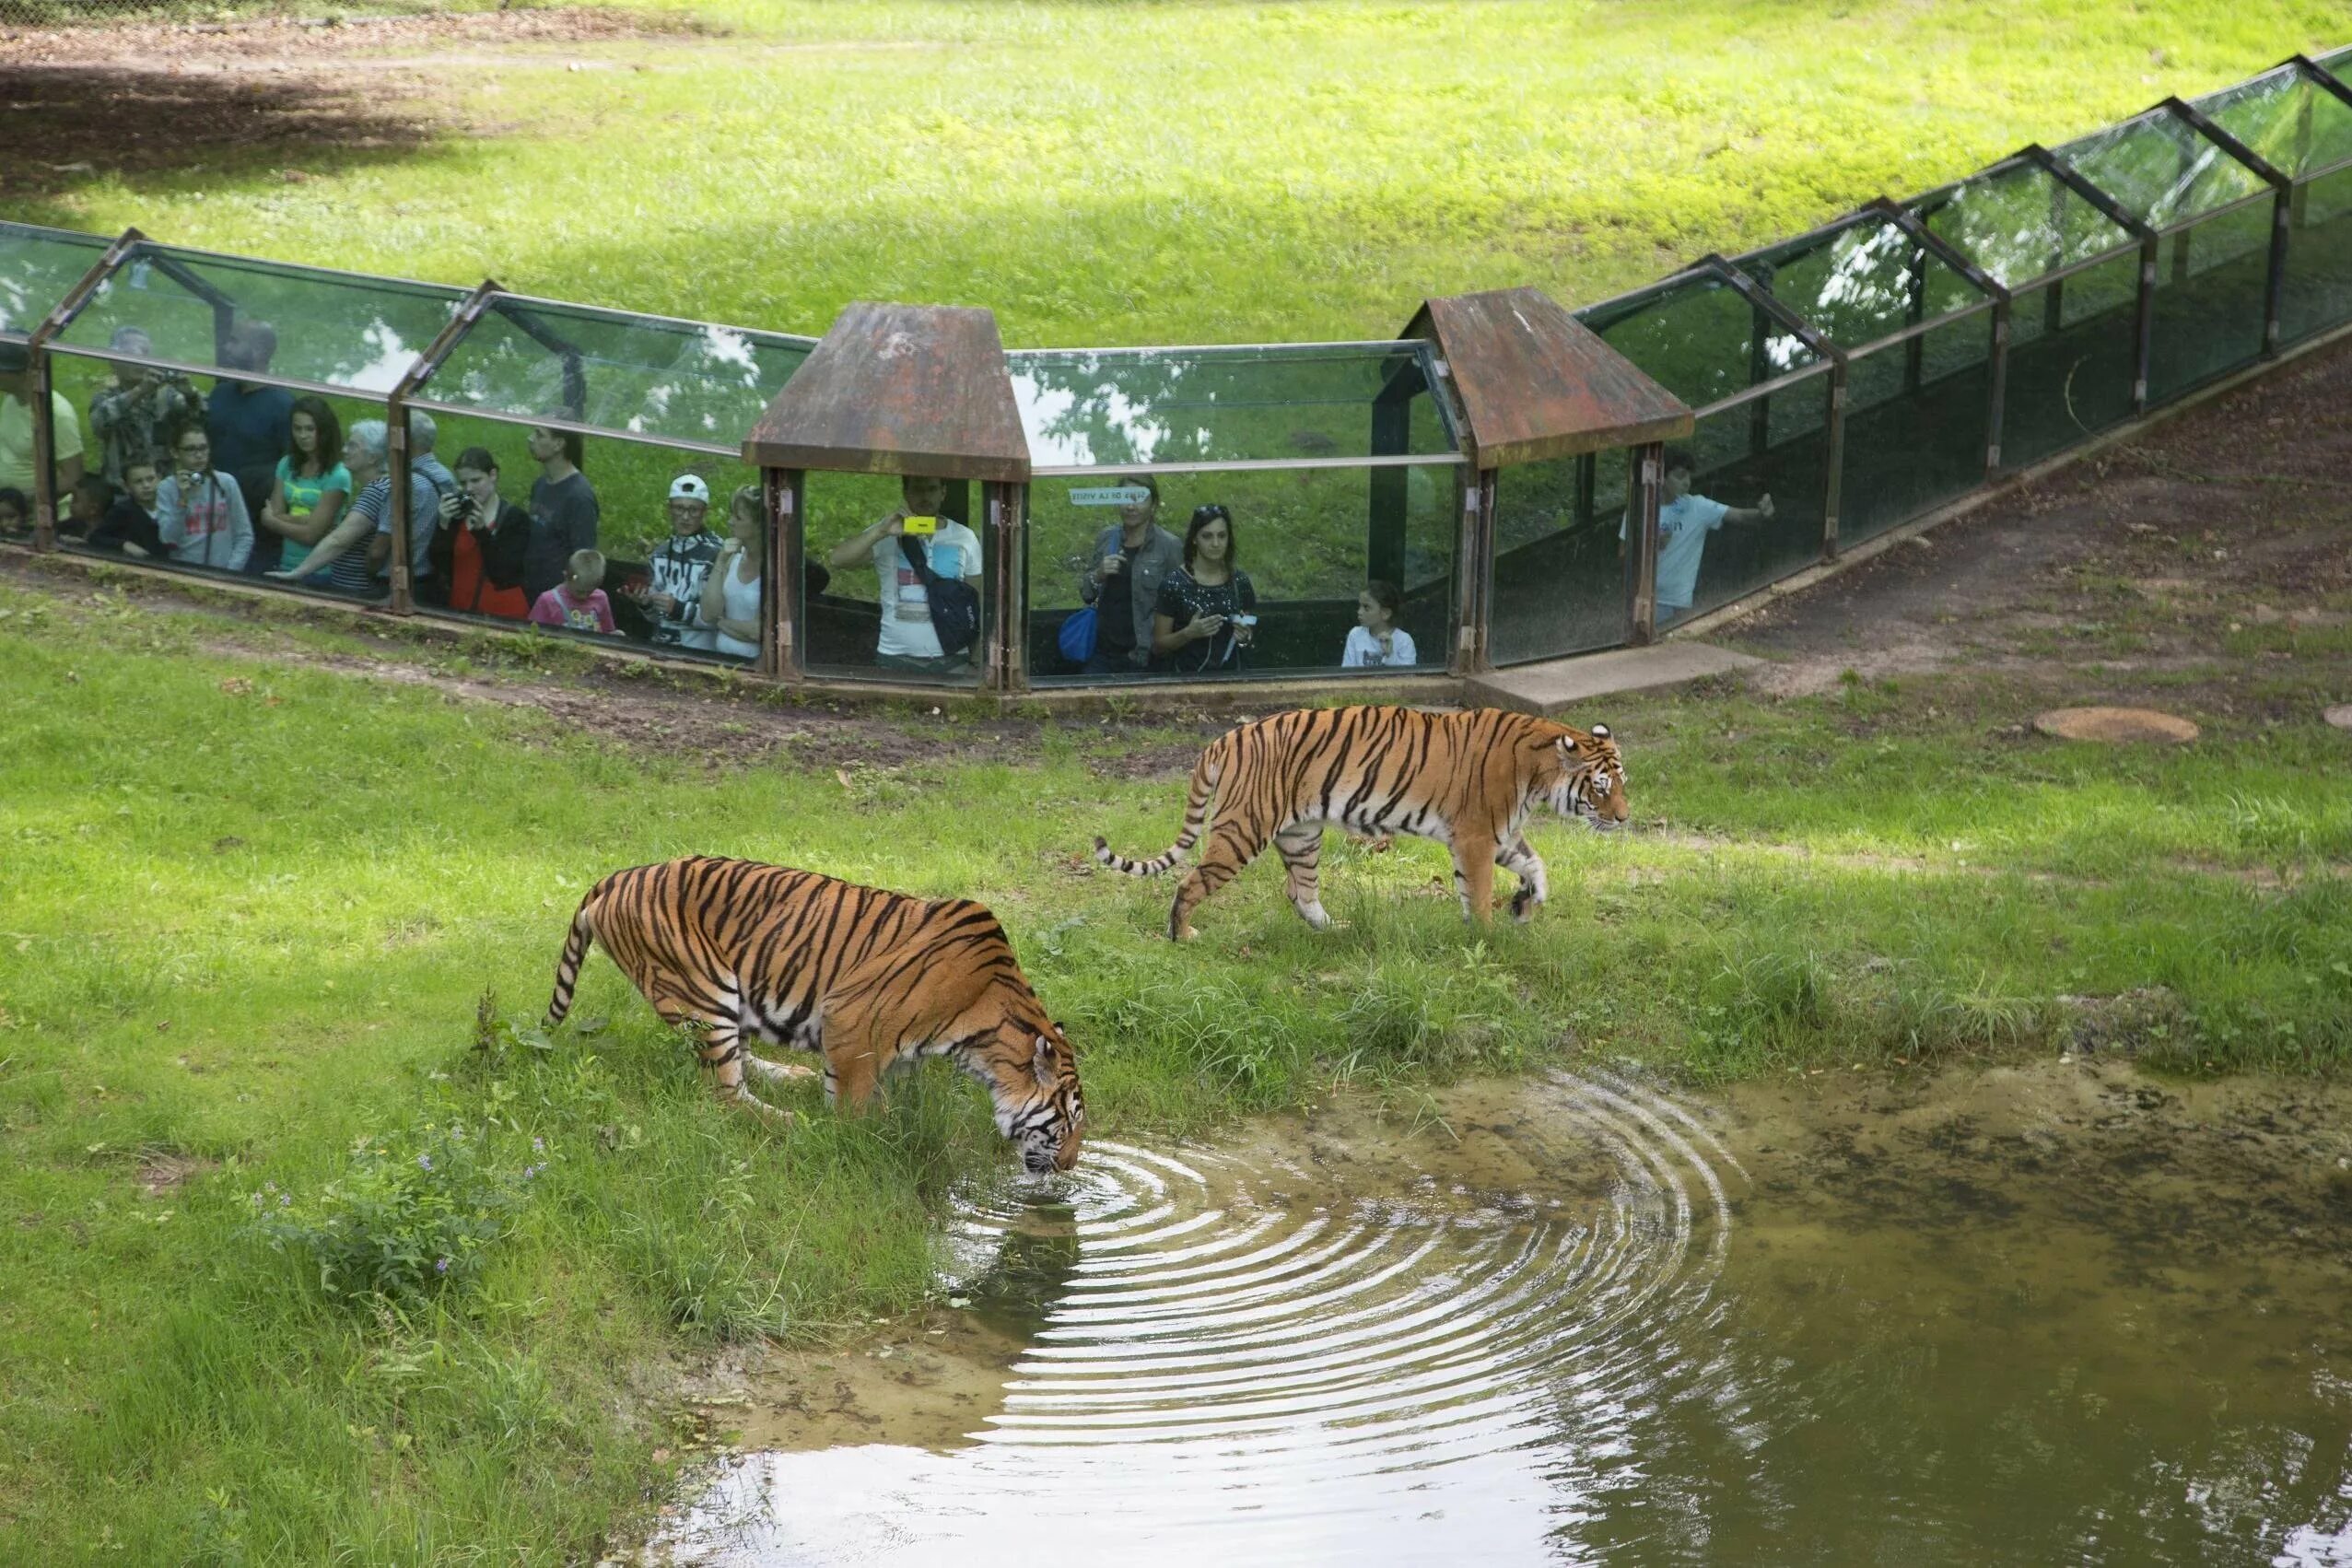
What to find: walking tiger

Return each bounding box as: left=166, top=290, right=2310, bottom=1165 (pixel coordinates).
left=1093, top=706, right=1628, bottom=940
left=544, top=857, right=1085, bottom=1173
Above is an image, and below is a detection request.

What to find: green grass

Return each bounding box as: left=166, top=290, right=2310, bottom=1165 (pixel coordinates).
left=18, top=0, right=2351, bottom=347
left=3, top=572, right=2349, bottom=1560
left=9, top=3, right=2352, bottom=1559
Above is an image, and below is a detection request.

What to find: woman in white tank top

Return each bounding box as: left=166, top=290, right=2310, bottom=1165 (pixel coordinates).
left=703, top=486, right=767, bottom=661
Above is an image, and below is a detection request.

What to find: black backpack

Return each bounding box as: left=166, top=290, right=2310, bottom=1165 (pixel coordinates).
left=896, top=534, right=979, bottom=658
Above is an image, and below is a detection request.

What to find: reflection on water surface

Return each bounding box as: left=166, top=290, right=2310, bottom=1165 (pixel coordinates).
left=650, top=1063, right=2352, bottom=1566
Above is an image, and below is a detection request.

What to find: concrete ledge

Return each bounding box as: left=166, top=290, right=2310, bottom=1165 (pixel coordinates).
left=1466, top=641, right=1761, bottom=716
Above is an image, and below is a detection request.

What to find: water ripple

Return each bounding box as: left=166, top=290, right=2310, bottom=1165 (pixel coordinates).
left=650, top=1070, right=1748, bottom=1565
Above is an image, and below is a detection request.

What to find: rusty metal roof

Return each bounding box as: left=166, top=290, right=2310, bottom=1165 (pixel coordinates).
left=742, top=301, right=1030, bottom=481
left=1404, top=287, right=1692, bottom=468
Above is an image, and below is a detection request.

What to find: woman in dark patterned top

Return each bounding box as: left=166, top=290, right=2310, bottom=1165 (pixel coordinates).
left=1151, top=503, right=1257, bottom=676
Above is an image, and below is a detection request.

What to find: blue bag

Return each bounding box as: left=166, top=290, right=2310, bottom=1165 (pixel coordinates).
left=1058, top=604, right=1097, bottom=665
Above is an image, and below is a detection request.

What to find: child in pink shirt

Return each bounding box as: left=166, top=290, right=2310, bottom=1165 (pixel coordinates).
left=529, top=548, right=615, bottom=635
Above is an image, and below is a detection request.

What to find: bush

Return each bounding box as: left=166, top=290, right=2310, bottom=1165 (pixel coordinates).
left=246, top=1122, right=543, bottom=1306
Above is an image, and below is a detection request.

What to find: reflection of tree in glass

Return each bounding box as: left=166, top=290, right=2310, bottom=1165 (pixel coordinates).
left=2062, top=114, right=2266, bottom=228
left=1010, top=347, right=1449, bottom=469
left=437, top=310, right=807, bottom=446
left=1586, top=277, right=1814, bottom=408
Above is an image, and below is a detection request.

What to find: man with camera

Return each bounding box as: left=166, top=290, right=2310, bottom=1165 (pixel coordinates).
left=88, top=328, right=197, bottom=492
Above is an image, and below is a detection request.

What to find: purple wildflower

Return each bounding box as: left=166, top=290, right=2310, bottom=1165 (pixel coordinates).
left=531, top=1138, right=544, bottom=1154
left=435, top=1258, right=451, bottom=1275
left=417, top=1153, right=433, bottom=1172
left=279, top=1194, right=291, bottom=1207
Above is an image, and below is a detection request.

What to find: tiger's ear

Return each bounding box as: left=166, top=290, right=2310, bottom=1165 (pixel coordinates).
left=1033, top=1036, right=1059, bottom=1086
left=1590, top=723, right=1610, bottom=742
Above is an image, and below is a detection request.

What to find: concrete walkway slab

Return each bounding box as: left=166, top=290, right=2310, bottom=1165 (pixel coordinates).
left=1466, top=642, right=1761, bottom=717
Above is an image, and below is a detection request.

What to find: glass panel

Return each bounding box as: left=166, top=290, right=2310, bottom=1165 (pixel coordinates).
left=2194, top=64, right=2352, bottom=179
left=1024, top=465, right=1454, bottom=683
left=1578, top=272, right=1818, bottom=409
left=0, top=222, right=107, bottom=341
left=53, top=244, right=464, bottom=393
left=1007, top=344, right=1459, bottom=469
left=1667, top=376, right=1835, bottom=625
left=48, top=349, right=389, bottom=599
left=1736, top=216, right=1990, bottom=348
left=1488, top=450, right=1630, bottom=666
left=1915, top=162, right=2136, bottom=288
left=421, top=298, right=814, bottom=448
left=2056, top=109, right=2270, bottom=229
left=420, top=415, right=764, bottom=661
left=2146, top=204, right=2272, bottom=402
left=804, top=471, right=989, bottom=685
left=2283, top=164, right=2352, bottom=343
left=1835, top=314, right=1995, bottom=546
left=2002, top=253, right=2141, bottom=470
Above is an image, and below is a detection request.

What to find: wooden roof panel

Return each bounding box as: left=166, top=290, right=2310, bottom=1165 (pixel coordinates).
left=743, top=301, right=1030, bottom=482
left=1405, top=287, right=1692, bottom=468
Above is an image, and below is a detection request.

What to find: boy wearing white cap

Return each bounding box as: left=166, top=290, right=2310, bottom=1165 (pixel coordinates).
left=634, top=473, right=723, bottom=650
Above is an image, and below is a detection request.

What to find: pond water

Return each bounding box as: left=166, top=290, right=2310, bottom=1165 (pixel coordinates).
left=647, top=1062, right=2352, bottom=1566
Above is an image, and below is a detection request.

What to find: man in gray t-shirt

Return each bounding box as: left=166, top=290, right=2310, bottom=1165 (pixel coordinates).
left=524, top=426, right=601, bottom=600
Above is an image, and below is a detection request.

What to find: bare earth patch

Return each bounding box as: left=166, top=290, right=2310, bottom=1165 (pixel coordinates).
left=0, top=8, right=704, bottom=198
left=1728, top=334, right=2352, bottom=719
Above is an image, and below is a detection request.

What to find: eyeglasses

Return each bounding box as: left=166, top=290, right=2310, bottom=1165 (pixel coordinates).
left=1190, top=505, right=1231, bottom=524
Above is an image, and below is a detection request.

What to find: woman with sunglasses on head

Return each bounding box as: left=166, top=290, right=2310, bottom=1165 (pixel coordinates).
left=1150, top=503, right=1257, bottom=676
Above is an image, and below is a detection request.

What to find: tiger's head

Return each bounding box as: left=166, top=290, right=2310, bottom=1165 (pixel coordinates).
left=1544, top=721, right=1629, bottom=829
left=990, top=1022, right=1085, bottom=1176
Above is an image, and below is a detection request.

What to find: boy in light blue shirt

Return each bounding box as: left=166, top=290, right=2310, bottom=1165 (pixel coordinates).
left=1621, top=447, right=1774, bottom=624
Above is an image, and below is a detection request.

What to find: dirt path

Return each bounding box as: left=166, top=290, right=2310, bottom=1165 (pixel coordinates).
left=1726, top=333, right=2352, bottom=708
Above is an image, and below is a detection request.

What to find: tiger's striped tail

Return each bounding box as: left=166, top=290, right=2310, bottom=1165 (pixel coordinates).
left=1094, top=734, right=1227, bottom=877
left=544, top=897, right=596, bottom=1028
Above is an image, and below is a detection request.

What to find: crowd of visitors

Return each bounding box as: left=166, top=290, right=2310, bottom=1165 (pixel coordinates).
left=8, top=323, right=1454, bottom=682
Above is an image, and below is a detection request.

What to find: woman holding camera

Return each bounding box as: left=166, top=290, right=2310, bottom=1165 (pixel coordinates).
left=1150, top=503, right=1257, bottom=676
left=435, top=446, right=532, bottom=619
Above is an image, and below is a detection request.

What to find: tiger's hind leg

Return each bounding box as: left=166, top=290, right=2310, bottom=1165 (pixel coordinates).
left=1274, top=824, right=1334, bottom=931
left=646, top=977, right=785, bottom=1120
left=1167, top=815, right=1270, bottom=942
left=1497, top=835, right=1549, bottom=923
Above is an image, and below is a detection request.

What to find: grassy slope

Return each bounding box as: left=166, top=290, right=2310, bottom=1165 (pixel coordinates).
left=18, top=1, right=2352, bottom=346
left=2, top=571, right=2348, bottom=1562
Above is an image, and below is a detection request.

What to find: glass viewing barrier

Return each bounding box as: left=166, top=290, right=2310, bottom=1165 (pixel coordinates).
left=2054, top=103, right=2282, bottom=402
left=12, top=44, right=2352, bottom=696
left=1565, top=262, right=1834, bottom=640
left=1010, top=343, right=1464, bottom=683
left=41, top=240, right=468, bottom=597
left=410, top=296, right=811, bottom=663
left=0, top=221, right=108, bottom=344
left=1731, top=209, right=1998, bottom=548
left=1913, top=154, right=2146, bottom=470
left=2191, top=61, right=2352, bottom=345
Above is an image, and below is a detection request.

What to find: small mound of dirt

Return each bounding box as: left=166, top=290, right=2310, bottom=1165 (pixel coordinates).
left=2032, top=706, right=2199, bottom=744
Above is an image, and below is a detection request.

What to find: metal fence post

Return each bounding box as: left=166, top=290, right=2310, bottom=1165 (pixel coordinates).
left=1821, top=365, right=1846, bottom=559
left=22, top=226, right=144, bottom=554
left=1628, top=444, right=1661, bottom=643
left=764, top=467, right=800, bottom=682
left=989, top=479, right=1027, bottom=693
